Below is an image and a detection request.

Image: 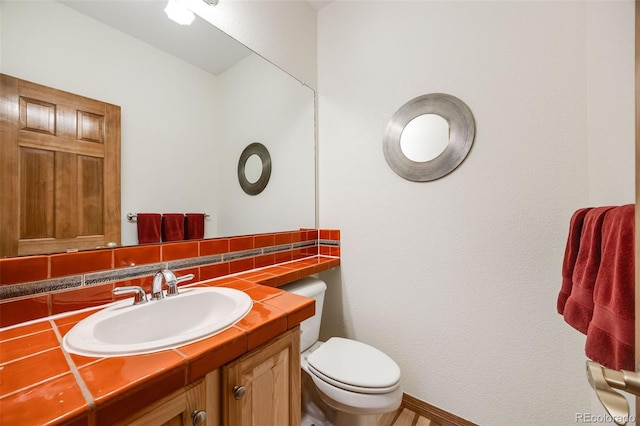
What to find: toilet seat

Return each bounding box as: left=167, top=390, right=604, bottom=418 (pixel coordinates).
left=306, top=337, right=401, bottom=395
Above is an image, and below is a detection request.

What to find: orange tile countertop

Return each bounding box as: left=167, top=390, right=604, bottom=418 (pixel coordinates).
left=0, top=256, right=340, bottom=425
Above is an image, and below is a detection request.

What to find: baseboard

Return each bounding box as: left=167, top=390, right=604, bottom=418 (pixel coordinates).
left=401, top=393, right=478, bottom=426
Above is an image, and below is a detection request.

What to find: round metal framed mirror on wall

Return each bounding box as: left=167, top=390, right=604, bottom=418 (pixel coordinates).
left=383, top=93, right=475, bottom=182
left=238, top=142, right=271, bottom=195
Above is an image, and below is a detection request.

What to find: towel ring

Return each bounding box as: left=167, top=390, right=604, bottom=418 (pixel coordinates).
left=238, top=142, right=271, bottom=195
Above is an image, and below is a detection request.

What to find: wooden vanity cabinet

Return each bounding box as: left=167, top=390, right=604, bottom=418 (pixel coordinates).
left=116, top=371, right=220, bottom=426
left=222, top=327, right=301, bottom=426
left=116, top=328, right=301, bottom=426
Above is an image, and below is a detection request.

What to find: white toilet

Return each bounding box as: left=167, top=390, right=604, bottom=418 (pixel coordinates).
left=281, top=277, right=402, bottom=426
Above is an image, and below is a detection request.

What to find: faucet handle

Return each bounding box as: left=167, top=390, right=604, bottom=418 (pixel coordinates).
left=165, top=271, right=195, bottom=296
left=113, top=286, right=148, bottom=305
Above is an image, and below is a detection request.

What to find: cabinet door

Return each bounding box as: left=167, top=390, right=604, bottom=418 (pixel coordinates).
left=223, top=328, right=301, bottom=426
left=118, top=371, right=219, bottom=426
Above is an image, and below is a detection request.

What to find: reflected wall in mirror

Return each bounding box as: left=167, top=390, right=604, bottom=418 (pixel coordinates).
left=383, top=93, right=475, bottom=182
left=0, top=0, right=315, bottom=255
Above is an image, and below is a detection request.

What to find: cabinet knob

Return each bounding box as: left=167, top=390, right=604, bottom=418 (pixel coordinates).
left=233, top=385, right=247, bottom=400
left=191, top=409, right=207, bottom=426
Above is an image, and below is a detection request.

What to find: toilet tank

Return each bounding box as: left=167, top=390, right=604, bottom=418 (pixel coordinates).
left=280, top=277, right=326, bottom=352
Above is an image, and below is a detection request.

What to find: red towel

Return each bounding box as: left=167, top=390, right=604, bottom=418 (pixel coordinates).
left=562, top=206, right=615, bottom=334
left=185, top=213, right=205, bottom=240
left=136, top=213, right=162, bottom=244
left=162, top=214, right=185, bottom=242
left=557, top=207, right=593, bottom=315
left=585, top=204, right=635, bottom=370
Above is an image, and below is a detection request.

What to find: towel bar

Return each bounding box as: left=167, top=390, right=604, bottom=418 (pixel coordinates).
left=127, top=213, right=210, bottom=221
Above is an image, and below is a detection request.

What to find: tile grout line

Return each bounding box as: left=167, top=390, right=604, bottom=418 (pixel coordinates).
left=0, top=368, right=69, bottom=400
left=48, top=320, right=96, bottom=411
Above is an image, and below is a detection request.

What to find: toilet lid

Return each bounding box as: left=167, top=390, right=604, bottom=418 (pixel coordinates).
left=306, top=337, right=401, bottom=392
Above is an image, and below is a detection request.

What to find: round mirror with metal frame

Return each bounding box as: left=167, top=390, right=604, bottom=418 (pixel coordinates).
left=383, top=93, right=475, bottom=182
left=238, top=142, right=271, bottom=195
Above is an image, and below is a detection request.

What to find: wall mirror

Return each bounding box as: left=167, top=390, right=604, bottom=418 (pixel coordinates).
left=0, top=0, right=316, bottom=256
left=383, top=93, right=475, bottom=182
left=238, top=143, right=272, bottom=195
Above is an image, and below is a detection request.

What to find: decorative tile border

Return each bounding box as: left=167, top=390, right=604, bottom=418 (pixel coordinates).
left=85, top=263, right=165, bottom=287
left=223, top=249, right=263, bottom=262
left=319, top=239, right=340, bottom=246
left=263, top=244, right=296, bottom=254
left=0, top=275, right=83, bottom=299
left=167, top=255, right=222, bottom=271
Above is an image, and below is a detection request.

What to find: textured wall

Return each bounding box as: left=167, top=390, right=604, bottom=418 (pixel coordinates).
left=317, top=1, right=634, bottom=425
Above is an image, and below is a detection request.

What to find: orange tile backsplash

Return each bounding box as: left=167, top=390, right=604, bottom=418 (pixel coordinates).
left=0, top=229, right=340, bottom=328
left=0, top=228, right=340, bottom=426
left=0, top=255, right=49, bottom=284
left=50, top=249, right=113, bottom=278
left=200, top=238, right=230, bottom=255
left=161, top=240, right=199, bottom=261
left=114, top=244, right=161, bottom=267
left=230, top=235, right=255, bottom=252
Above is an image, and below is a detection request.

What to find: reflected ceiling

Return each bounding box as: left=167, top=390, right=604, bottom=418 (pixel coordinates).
left=60, top=0, right=251, bottom=75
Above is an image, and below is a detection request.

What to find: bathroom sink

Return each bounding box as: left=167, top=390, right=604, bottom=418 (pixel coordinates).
left=63, top=287, right=252, bottom=357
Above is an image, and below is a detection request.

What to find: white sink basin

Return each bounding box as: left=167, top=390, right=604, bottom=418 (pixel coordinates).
left=63, top=287, right=252, bottom=357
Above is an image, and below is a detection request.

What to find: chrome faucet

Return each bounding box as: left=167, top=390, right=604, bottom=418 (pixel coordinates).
left=151, top=269, right=195, bottom=300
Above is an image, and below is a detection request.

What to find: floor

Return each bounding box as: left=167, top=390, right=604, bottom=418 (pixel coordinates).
left=377, top=407, right=442, bottom=426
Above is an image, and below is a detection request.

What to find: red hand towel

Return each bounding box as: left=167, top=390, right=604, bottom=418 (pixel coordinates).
left=185, top=213, right=205, bottom=240
left=586, top=204, right=635, bottom=370
left=557, top=207, right=593, bottom=315
left=136, top=213, right=162, bottom=244
left=162, top=214, right=185, bottom=242
left=563, top=206, right=615, bottom=334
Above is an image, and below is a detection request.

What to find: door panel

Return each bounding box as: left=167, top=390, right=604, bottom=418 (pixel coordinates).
left=78, top=155, right=104, bottom=236
left=19, top=148, right=55, bottom=239
left=0, top=74, right=121, bottom=257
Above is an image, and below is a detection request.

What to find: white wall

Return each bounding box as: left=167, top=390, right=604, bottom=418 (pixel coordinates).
left=317, top=1, right=634, bottom=425
left=586, top=2, right=635, bottom=205
left=216, top=54, right=316, bottom=236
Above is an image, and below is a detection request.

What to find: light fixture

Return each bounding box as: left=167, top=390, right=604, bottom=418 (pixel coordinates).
left=164, top=0, right=195, bottom=26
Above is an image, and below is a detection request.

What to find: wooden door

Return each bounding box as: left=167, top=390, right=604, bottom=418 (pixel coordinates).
left=0, top=74, right=120, bottom=257
left=223, top=328, right=301, bottom=426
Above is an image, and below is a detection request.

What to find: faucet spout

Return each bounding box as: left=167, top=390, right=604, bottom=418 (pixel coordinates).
left=151, top=269, right=195, bottom=300
left=151, top=271, right=166, bottom=301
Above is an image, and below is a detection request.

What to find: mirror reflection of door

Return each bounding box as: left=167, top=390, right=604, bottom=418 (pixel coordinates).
left=0, top=74, right=121, bottom=257
left=400, top=113, right=450, bottom=162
